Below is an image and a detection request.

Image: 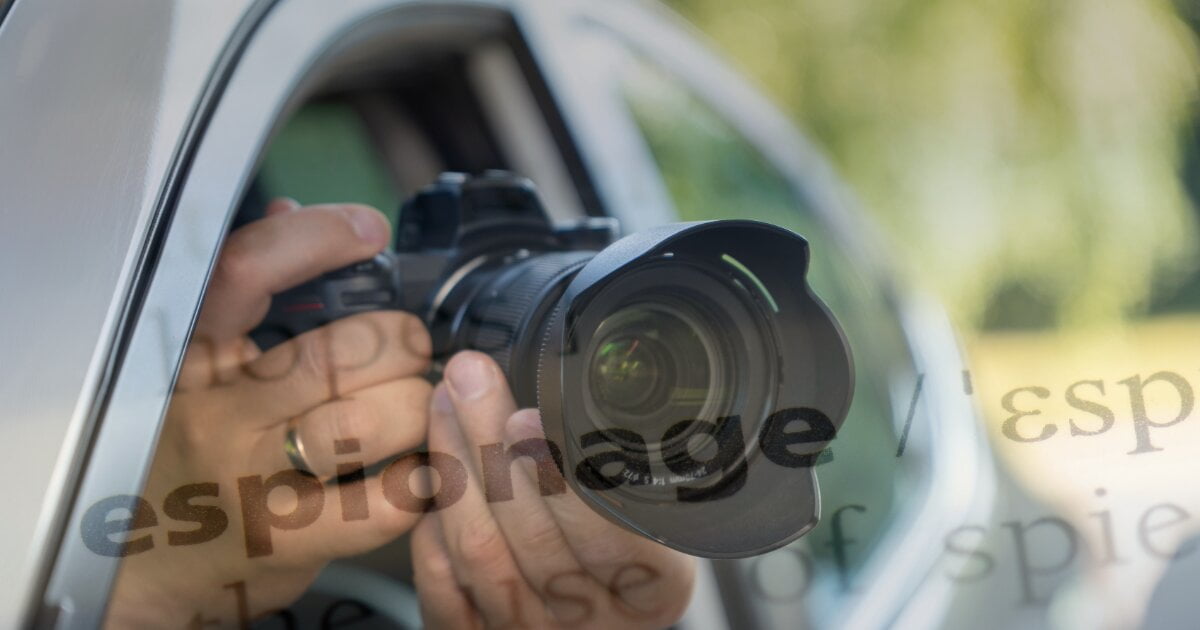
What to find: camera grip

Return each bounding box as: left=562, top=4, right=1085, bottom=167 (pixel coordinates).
left=251, top=253, right=399, bottom=350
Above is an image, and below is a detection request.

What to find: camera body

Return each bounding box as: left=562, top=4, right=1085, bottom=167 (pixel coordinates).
left=256, top=171, right=854, bottom=558
left=254, top=171, right=614, bottom=400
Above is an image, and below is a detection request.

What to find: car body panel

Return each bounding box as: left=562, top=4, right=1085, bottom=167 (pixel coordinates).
left=0, top=0, right=254, bottom=623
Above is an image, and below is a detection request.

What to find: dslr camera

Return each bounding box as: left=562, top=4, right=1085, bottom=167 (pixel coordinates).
left=256, top=171, right=853, bottom=558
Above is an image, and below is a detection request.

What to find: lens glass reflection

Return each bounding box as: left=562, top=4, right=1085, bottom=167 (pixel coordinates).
left=587, top=303, right=719, bottom=429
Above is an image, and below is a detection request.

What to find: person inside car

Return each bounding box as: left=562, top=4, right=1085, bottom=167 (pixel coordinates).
left=105, top=199, right=696, bottom=628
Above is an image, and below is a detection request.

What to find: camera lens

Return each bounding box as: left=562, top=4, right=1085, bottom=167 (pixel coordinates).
left=532, top=221, right=853, bottom=559
left=587, top=303, right=714, bottom=427
left=256, top=171, right=854, bottom=559
left=424, top=218, right=852, bottom=559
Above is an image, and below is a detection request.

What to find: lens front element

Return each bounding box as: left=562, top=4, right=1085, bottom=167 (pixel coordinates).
left=536, top=221, right=854, bottom=558
left=588, top=303, right=716, bottom=427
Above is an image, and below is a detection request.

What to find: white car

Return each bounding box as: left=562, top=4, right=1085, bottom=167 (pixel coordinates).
left=0, top=0, right=1005, bottom=627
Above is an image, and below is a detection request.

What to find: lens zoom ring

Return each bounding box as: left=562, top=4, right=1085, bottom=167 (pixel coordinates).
left=469, top=252, right=591, bottom=377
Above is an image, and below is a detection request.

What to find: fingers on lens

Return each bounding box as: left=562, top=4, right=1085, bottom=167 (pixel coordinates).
left=412, top=518, right=481, bottom=630
left=480, top=412, right=582, bottom=589
left=427, top=386, right=544, bottom=626
left=502, top=408, right=696, bottom=627
left=434, top=376, right=612, bottom=627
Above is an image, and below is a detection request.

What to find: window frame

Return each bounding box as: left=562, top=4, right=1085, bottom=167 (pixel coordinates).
left=0, top=0, right=259, bottom=625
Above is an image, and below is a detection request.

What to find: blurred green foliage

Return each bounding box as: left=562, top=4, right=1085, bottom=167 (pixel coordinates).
left=259, top=102, right=400, bottom=219
left=668, top=0, right=1200, bottom=329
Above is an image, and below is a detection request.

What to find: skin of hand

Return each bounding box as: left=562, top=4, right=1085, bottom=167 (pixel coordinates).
left=107, top=198, right=695, bottom=628
left=107, top=199, right=434, bottom=626
left=412, top=351, right=696, bottom=629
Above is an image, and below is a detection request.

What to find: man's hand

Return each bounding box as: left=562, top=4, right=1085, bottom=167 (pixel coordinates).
left=106, top=198, right=694, bottom=628
left=411, top=351, right=696, bottom=630
left=107, top=199, right=433, bottom=626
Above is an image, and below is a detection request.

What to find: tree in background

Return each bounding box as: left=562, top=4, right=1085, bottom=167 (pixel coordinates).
left=670, top=0, right=1200, bottom=329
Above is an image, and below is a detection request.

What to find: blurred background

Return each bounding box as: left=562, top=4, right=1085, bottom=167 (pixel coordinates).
left=670, top=0, right=1200, bottom=329
left=666, top=0, right=1200, bottom=627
